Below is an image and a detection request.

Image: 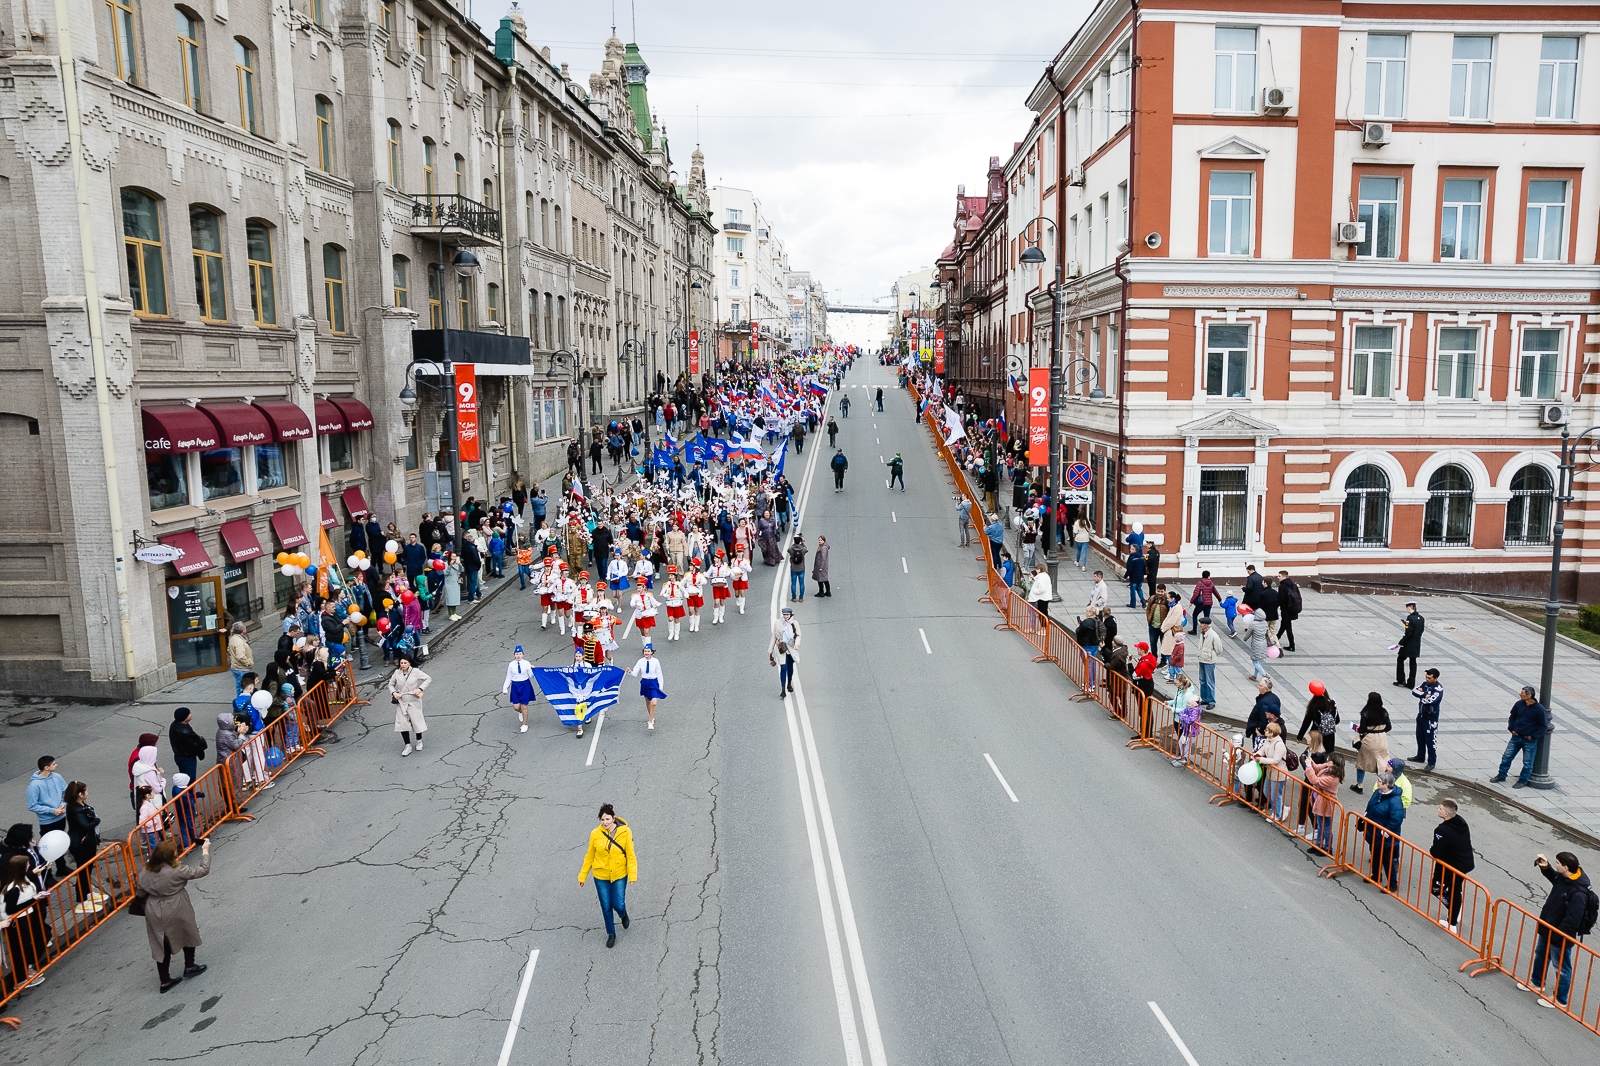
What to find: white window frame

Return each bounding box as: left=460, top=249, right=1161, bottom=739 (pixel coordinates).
left=1536, top=37, right=1579, bottom=121
left=1201, top=320, right=1252, bottom=399
left=1523, top=180, right=1570, bottom=263
left=1213, top=27, right=1258, bottom=114
left=1516, top=325, right=1564, bottom=402
left=1355, top=174, right=1401, bottom=260
left=1084, top=203, right=1095, bottom=270
left=1207, top=170, right=1255, bottom=257
left=1449, top=36, right=1494, bottom=121
left=1341, top=312, right=1415, bottom=404
left=1438, top=178, right=1485, bottom=262
left=1434, top=324, right=1481, bottom=401
left=1099, top=192, right=1110, bottom=266
left=1349, top=324, right=1398, bottom=399
left=1364, top=34, right=1408, bottom=119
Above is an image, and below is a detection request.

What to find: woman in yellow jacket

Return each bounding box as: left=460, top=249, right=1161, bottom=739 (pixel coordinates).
left=578, top=803, right=637, bottom=948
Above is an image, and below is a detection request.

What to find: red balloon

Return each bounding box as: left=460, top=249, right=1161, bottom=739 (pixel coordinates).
left=1308, top=679, right=1326, bottom=696
left=400, top=590, right=416, bottom=604
left=432, top=559, right=446, bottom=571
left=376, top=617, right=391, bottom=633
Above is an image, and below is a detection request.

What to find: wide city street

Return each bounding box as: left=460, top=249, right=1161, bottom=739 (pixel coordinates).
left=11, top=359, right=1593, bottom=1066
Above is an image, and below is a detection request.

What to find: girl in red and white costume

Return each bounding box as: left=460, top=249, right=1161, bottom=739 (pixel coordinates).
left=552, top=563, right=577, bottom=635
left=574, top=572, right=596, bottom=615
left=684, top=558, right=706, bottom=632
left=627, top=586, right=660, bottom=646
left=536, top=548, right=559, bottom=628
left=659, top=566, right=687, bottom=641
left=708, top=550, right=733, bottom=625
left=731, top=552, right=752, bottom=615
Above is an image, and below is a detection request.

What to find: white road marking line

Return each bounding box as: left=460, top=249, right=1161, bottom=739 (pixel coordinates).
left=584, top=711, right=605, bottom=767
left=1148, top=1002, right=1201, bottom=1066
left=983, top=753, right=1020, bottom=803
left=876, top=437, right=880, bottom=444
left=901, top=557, right=908, bottom=573
left=919, top=628, right=931, bottom=654
left=891, top=512, right=896, bottom=523
left=495, top=947, right=540, bottom=1066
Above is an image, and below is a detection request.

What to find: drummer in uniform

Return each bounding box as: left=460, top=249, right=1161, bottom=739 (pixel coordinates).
left=708, top=549, right=733, bottom=625
left=552, top=562, right=577, bottom=635
left=684, top=558, right=706, bottom=633
left=628, top=584, right=660, bottom=646
left=731, top=551, right=753, bottom=616
left=660, top=566, right=687, bottom=641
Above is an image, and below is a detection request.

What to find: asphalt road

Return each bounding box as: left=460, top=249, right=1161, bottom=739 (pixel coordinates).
left=7, top=359, right=1596, bottom=1065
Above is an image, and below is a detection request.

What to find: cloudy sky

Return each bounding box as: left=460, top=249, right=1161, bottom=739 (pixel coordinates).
left=478, top=0, right=1096, bottom=309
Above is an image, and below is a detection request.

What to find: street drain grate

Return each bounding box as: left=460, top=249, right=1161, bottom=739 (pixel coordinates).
left=8, top=710, right=57, bottom=727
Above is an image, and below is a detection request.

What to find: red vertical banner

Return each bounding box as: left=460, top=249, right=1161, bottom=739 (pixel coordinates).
left=455, top=363, right=480, bottom=463
left=688, top=330, right=700, bottom=375
left=1027, top=368, right=1050, bottom=466
left=749, top=321, right=759, bottom=360
left=934, top=331, right=946, bottom=373
left=908, top=320, right=918, bottom=351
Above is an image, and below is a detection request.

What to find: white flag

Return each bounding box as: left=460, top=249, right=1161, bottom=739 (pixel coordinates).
left=942, top=407, right=966, bottom=444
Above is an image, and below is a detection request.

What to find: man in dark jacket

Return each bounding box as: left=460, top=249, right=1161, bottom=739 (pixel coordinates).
left=402, top=534, right=427, bottom=581
left=1492, top=686, right=1550, bottom=788
left=1430, top=799, right=1474, bottom=931
left=1526, top=851, right=1593, bottom=1007
left=1394, top=601, right=1424, bottom=688
left=590, top=522, right=614, bottom=570
left=1276, top=570, right=1302, bottom=651
left=276, top=624, right=302, bottom=671
left=460, top=536, right=483, bottom=602
left=1244, top=677, right=1281, bottom=740
left=348, top=514, right=369, bottom=555
left=169, top=707, right=209, bottom=783
left=1241, top=564, right=1264, bottom=609
left=1144, top=543, right=1161, bottom=603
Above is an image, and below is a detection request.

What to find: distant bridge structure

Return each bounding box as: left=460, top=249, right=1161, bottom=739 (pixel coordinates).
left=826, top=304, right=894, bottom=315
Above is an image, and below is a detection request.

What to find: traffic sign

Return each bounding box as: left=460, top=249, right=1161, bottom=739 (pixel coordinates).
left=1065, top=462, right=1093, bottom=490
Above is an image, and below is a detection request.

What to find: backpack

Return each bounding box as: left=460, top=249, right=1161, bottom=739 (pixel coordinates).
left=788, top=545, right=806, bottom=567
left=1283, top=583, right=1303, bottom=615
left=1580, top=886, right=1599, bottom=937
left=1284, top=749, right=1300, bottom=771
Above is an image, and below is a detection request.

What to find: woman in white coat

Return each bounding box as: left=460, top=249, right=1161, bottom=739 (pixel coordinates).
left=388, top=654, right=431, bottom=756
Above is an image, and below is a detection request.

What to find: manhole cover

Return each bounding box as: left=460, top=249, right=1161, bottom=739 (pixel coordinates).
left=8, top=710, right=56, bottom=727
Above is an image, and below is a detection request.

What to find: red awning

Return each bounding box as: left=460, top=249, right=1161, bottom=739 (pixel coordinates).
left=199, top=403, right=273, bottom=447
left=320, top=496, right=338, bottom=529
left=341, top=486, right=370, bottom=519
left=269, top=508, right=309, bottom=549
left=158, top=530, right=216, bottom=576
left=143, top=406, right=221, bottom=454
left=219, top=518, right=264, bottom=562
left=313, top=399, right=345, bottom=436
left=252, top=401, right=314, bottom=442
left=332, top=397, right=374, bottom=431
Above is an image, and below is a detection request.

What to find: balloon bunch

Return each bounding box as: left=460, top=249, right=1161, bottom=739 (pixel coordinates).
left=383, top=538, right=400, bottom=565
left=345, top=549, right=373, bottom=572
left=275, top=551, right=317, bottom=579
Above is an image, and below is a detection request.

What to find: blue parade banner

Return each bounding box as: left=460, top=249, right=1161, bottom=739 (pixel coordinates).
left=531, top=665, right=625, bottom=725
left=708, top=438, right=730, bottom=462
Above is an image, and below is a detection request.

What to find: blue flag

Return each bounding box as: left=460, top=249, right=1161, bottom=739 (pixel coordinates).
left=773, top=439, right=789, bottom=478
left=532, top=665, right=625, bottom=725
left=686, top=436, right=708, bottom=465
left=652, top=446, right=672, bottom=470
left=708, top=438, right=730, bottom=462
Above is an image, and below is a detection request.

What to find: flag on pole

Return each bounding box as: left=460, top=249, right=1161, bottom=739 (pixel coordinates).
left=531, top=665, right=624, bottom=725
left=942, top=407, right=966, bottom=445
left=570, top=478, right=587, bottom=503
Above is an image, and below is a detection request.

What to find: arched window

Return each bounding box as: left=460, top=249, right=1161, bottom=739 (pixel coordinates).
left=392, top=255, right=409, bottom=309
left=322, top=244, right=346, bottom=334
left=552, top=205, right=562, bottom=252
left=189, top=206, right=227, bottom=322
left=457, top=275, right=471, bottom=329
left=246, top=219, right=276, bottom=326
left=524, top=191, right=534, bottom=240
left=527, top=290, right=540, bottom=347
left=107, top=0, right=139, bottom=83
left=1505, top=465, right=1554, bottom=546
left=234, top=39, right=259, bottom=132
left=453, top=154, right=465, bottom=196
left=483, top=178, right=494, bottom=205
left=422, top=139, right=436, bottom=198
left=176, top=8, right=204, bottom=110
left=1423, top=464, right=1474, bottom=547
left=122, top=189, right=168, bottom=316
left=486, top=283, right=499, bottom=324
left=540, top=199, right=549, bottom=245
left=543, top=293, right=553, bottom=347
left=315, top=95, right=334, bottom=172
left=1339, top=464, right=1390, bottom=547
left=427, top=265, right=443, bottom=328
left=387, top=120, right=402, bottom=186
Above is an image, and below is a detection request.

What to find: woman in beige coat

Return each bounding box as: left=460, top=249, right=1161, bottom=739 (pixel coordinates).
left=1158, top=590, right=1186, bottom=680
left=138, top=836, right=209, bottom=993
left=388, top=654, right=431, bottom=756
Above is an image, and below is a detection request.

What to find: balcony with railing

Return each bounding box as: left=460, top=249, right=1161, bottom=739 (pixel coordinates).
left=723, top=221, right=751, bottom=233
left=410, top=193, right=501, bottom=245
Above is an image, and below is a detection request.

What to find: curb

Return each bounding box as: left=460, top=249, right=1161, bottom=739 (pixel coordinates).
left=1460, top=594, right=1600, bottom=666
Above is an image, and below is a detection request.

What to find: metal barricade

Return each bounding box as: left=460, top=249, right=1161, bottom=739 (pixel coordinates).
left=126, top=760, right=246, bottom=863
left=1466, top=899, right=1599, bottom=1032
left=221, top=701, right=323, bottom=806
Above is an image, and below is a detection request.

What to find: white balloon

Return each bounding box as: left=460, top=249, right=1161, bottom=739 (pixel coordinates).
left=347, top=555, right=360, bottom=568
left=281, top=564, right=298, bottom=576
left=357, top=558, right=371, bottom=570
left=385, top=539, right=400, bottom=553
left=1132, top=522, right=1145, bottom=534
left=38, top=830, right=70, bottom=863
left=250, top=690, right=273, bottom=711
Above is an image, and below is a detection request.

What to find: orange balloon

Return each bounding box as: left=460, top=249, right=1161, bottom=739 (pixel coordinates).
left=275, top=552, right=289, bottom=565
left=384, top=551, right=398, bottom=564
left=354, top=550, right=366, bottom=559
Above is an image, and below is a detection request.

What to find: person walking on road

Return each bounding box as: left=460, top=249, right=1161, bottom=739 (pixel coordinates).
left=1352, top=692, right=1393, bottom=794
left=1193, top=618, right=1221, bottom=710
left=812, top=536, right=832, bottom=598
left=1430, top=800, right=1475, bottom=935
left=886, top=453, right=905, bottom=491
left=955, top=494, right=972, bottom=546
left=831, top=448, right=848, bottom=491
left=1394, top=601, right=1424, bottom=688
left=630, top=645, right=666, bottom=730
left=791, top=421, right=807, bottom=456
left=388, top=654, right=431, bottom=756
left=502, top=646, right=536, bottom=733
left=137, top=836, right=210, bottom=993
left=578, top=803, right=637, bottom=949
left=1491, top=686, right=1550, bottom=788
left=787, top=535, right=809, bottom=602
left=1028, top=565, right=1053, bottom=618
left=1521, top=852, right=1595, bottom=1009
left=770, top=607, right=800, bottom=697
left=1276, top=571, right=1301, bottom=651
left=826, top=417, right=839, bottom=449
left=1409, top=669, right=1442, bottom=770
left=875, top=387, right=884, bottom=412
left=984, top=513, right=1005, bottom=568
left=839, top=395, right=850, bottom=418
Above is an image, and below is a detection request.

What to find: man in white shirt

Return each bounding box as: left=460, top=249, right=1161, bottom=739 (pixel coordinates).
left=769, top=606, right=800, bottom=698
left=1086, top=570, right=1108, bottom=615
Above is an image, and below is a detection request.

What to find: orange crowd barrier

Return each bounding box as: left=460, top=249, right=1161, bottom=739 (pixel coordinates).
left=1466, top=899, right=1600, bottom=1033
left=127, top=760, right=248, bottom=863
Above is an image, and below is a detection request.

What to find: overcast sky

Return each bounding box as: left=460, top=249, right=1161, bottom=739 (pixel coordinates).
left=478, top=0, right=1096, bottom=309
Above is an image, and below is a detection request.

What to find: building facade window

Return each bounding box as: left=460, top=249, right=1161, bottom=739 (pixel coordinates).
left=1207, top=171, right=1253, bottom=256
left=727, top=236, right=744, bottom=253
left=1213, top=27, right=1257, bottom=113
left=1356, top=175, right=1400, bottom=259
left=1204, top=323, right=1249, bottom=398
left=543, top=293, right=553, bottom=345
left=454, top=154, right=465, bottom=196
left=315, top=96, right=334, bottom=172
left=1450, top=37, right=1493, bottom=120
left=486, top=283, right=499, bottom=323
left=422, top=139, right=436, bottom=197
left=146, top=452, right=187, bottom=511
left=246, top=219, right=276, bottom=326
left=1518, top=328, right=1562, bottom=400
left=387, top=120, right=402, bottom=186
left=176, top=8, right=204, bottom=110
left=1436, top=327, right=1478, bottom=399
left=1365, top=34, right=1407, bottom=118
left=457, top=276, right=471, bottom=329
left=325, top=432, right=353, bottom=473
left=1439, top=179, right=1484, bottom=261
left=200, top=447, right=243, bottom=501
left=392, top=256, right=409, bottom=308
left=379, top=0, right=396, bottom=59
left=1340, top=464, right=1390, bottom=547
left=235, top=39, right=259, bottom=133
left=1537, top=37, right=1578, bottom=120
left=527, top=290, right=539, bottom=347
left=189, top=207, right=227, bottom=322
left=1524, top=180, right=1569, bottom=262
left=322, top=244, right=346, bottom=334
left=416, top=22, right=431, bottom=81
left=1350, top=325, right=1395, bottom=398
left=1423, top=465, right=1474, bottom=547
left=122, top=189, right=168, bottom=316
left=540, top=199, right=549, bottom=244
left=1505, top=466, right=1554, bottom=546
left=256, top=442, right=288, bottom=489
left=428, top=266, right=443, bottom=328
left=1198, top=468, right=1248, bottom=549
left=310, top=0, right=324, bottom=26
left=107, top=0, right=139, bottom=83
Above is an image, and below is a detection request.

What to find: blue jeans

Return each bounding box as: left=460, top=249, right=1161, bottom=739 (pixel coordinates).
left=1198, top=663, right=1215, bottom=706
left=1251, top=659, right=1265, bottom=680
left=1532, top=929, right=1576, bottom=1005
left=491, top=551, right=504, bottom=577
left=466, top=570, right=480, bottom=602
left=778, top=655, right=795, bottom=693
left=1314, top=814, right=1334, bottom=851
left=790, top=571, right=805, bottom=600
left=518, top=563, right=531, bottom=589
left=232, top=669, right=246, bottom=694
left=1498, top=735, right=1539, bottom=783
left=1074, top=541, right=1088, bottom=566
left=1265, top=779, right=1285, bottom=819
left=594, top=877, right=629, bottom=937
left=1128, top=580, right=1146, bottom=607
left=989, top=540, right=1004, bottom=566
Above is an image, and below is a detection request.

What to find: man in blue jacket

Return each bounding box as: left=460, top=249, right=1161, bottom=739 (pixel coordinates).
left=1491, top=686, right=1550, bottom=789
left=26, top=756, right=69, bottom=876
left=984, top=513, right=1005, bottom=567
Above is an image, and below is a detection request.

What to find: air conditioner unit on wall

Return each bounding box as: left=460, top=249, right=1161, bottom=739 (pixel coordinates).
left=1066, top=261, right=1083, bottom=278
left=1540, top=404, right=1568, bottom=427
left=1067, top=166, right=1085, bottom=187
left=1260, top=86, right=1294, bottom=114
left=1335, top=221, right=1366, bottom=244
left=1362, top=122, right=1391, bottom=147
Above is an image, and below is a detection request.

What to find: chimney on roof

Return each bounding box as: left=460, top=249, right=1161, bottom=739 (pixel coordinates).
left=987, top=156, right=1004, bottom=203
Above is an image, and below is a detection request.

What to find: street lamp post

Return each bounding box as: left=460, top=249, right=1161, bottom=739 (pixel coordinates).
left=400, top=247, right=480, bottom=540
left=1018, top=218, right=1063, bottom=597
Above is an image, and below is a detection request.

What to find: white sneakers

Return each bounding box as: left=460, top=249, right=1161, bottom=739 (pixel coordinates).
left=402, top=744, right=413, bottom=757
left=415, top=739, right=424, bottom=750
left=1438, top=920, right=1459, bottom=935
left=520, top=723, right=528, bottom=733
left=647, top=721, right=655, bottom=730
